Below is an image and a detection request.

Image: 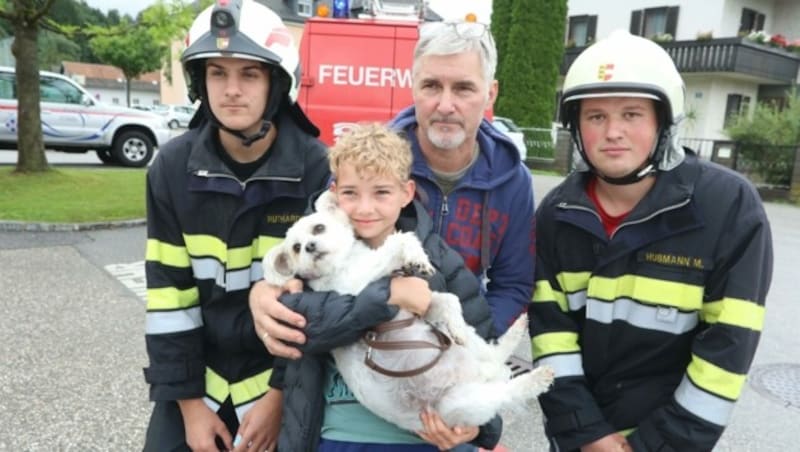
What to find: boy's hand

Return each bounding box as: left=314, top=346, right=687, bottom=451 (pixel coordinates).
left=417, top=409, right=478, bottom=450
left=580, top=433, right=631, bottom=452
left=233, top=389, right=282, bottom=452
left=388, top=276, right=431, bottom=315
left=177, top=398, right=232, bottom=452
left=249, top=279, right=306, bottom=359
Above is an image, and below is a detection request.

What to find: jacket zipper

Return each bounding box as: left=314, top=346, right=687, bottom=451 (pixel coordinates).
left=436, top=195, right=449, bottom=234
left=195, top=170, right=302, bottom=189
left=557, top=197, right=692, bottom=239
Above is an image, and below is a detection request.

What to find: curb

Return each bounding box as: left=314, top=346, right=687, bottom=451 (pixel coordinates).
left=0, top=218, right=146, bottom=232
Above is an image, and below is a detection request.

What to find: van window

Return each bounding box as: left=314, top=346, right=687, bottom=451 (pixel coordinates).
left=40, top=77, right=83, bottom=104
left=0, top=73, right=15, bottom=99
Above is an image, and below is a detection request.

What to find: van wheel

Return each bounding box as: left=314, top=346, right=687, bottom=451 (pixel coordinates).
left=168, top=119, right=179, bottom=129
left=96, top=149, right=117, bottom=165
left=112, top=130, right=154, bottom=167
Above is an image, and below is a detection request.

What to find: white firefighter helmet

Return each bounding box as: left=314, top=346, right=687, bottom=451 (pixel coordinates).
left=182, top=0, right=300, bottom=104
left=561, top=29, right=686, bottom=178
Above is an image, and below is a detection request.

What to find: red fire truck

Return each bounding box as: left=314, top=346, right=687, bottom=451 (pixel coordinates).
left=296, top=2, right=425, bottom=145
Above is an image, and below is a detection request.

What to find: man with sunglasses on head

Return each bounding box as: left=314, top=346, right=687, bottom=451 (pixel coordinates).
left=249, top=17, right=535, bottom=452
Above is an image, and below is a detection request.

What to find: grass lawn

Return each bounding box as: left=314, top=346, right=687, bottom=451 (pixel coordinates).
left=0, top=167, right=146, bottom=223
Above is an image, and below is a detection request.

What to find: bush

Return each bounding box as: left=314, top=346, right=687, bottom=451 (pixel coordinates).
left=725, top=89, right=800, bottom=186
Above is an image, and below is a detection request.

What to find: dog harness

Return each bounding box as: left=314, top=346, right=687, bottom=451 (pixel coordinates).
left=363, top=318, right=452, bottom=378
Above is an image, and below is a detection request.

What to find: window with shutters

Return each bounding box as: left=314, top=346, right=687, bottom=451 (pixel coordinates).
left=630, top=6, right=679, bottom=39
left=297, top=0, right=312, bottom=17
left=739, top=8, right=765, bottom=33
left=567, top=15, right=597, bottom=46
left=724, top=94, right=751, bottom=128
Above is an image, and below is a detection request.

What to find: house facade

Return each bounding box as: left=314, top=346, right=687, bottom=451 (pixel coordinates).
left=60, top=61, right=161, bottom=108
left=563, top=0, right=800, bottom=158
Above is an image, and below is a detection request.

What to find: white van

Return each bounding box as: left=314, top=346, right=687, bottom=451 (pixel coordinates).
left=0, top=66, right=171, bottom=167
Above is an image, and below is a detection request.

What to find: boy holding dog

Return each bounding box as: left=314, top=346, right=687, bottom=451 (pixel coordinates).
left=269, top=123, right=502, bottom=451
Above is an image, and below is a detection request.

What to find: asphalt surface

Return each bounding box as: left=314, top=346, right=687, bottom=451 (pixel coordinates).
left=0, top=174, right=798, bottom=451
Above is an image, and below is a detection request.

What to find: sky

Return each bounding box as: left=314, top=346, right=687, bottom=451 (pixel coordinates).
left=82, top=0, right=159, bottom=18
left=82, top=0, right=493, bottom=23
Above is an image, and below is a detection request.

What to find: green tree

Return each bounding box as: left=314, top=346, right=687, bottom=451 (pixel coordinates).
left=496, top=0, right=566, bottom=130
left=88, top=0, right=210, bottom=106
left=490, top=0, right=513, bottom=107
left=725, top=91, right=800, bottom=186
left=0, top=0, right=58, bottom=173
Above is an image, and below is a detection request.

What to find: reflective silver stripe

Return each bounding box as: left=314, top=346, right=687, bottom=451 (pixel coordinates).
left=191, top=258, right=264, bottom=292
left=585, top=298, right=698, bottom=334
left=674, top=375, right=734, bottom=426
left=145, top=307, right=203, bottom=334
left=226, top=268, right=252, bottom=292
left=235, top=400, right=255, bottom=422
left=204, top=396, right=221, bottom=413
left=567, top=291, right=587, bottom=310
left=537, top=353, right=584, bottom=378
left=191, top=258, right=225, bottom=287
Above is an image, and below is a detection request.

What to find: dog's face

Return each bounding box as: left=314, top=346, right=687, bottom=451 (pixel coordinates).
left=269, top=208, right=356, bottom=281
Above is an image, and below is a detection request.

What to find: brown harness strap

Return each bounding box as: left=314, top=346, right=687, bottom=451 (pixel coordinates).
left=363, top=318, right=452, bottom=378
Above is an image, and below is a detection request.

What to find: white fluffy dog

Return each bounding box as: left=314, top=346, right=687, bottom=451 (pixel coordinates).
left=262, top=191, right=553, bottom=431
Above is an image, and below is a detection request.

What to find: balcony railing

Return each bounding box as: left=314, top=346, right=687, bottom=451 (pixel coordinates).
left=562, top=37, right=800, bottom=83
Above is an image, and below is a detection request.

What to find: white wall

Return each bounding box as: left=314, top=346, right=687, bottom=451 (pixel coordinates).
left=89, top=87, right=160, bottom=107
left=683, top=77, right=758, bottom=140
left=566, top=0, right=728, bottom=41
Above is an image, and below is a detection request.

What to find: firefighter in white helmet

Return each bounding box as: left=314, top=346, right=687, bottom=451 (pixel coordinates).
left=142, top=1, right=331, bottom=450
left=530, top=30, right=772, bottom=451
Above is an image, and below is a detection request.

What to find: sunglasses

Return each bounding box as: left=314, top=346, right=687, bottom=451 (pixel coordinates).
left=418, top=21, right=494, bottom=43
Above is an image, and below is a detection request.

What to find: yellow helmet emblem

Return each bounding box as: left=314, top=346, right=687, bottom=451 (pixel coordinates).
left=597, top=63, right=614, bottom=81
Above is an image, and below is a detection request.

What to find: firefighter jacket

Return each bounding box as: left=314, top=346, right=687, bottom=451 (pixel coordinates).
left=529, top=152, right=772, bottom=451
left=143, top=113, right=330, bottom=420
left=392, top=106, right=536, bottom=335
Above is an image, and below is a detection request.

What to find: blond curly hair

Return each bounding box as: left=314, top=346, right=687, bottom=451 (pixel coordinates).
left=328, top=123, right=412, bottom=182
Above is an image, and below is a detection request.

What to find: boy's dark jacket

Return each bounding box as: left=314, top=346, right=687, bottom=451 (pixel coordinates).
left=270, top=199, right=501, bottom=451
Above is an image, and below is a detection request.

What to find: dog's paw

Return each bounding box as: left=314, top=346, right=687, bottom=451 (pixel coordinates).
left=529, top=365, right=555, bottom=389
left=401, top=261, right=435, bottom=278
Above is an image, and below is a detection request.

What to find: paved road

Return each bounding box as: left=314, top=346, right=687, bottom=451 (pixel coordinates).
left=0, top=175, right=797, bottom=451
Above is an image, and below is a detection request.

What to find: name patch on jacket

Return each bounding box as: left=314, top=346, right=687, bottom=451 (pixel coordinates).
left=266, top=213, right=302, bottom=225
left=638, top=251, right=707, bottom=270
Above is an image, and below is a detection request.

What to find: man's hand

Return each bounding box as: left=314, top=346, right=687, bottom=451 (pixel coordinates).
left=232, top=389, right=283, bottom=452
left=177, top=398, right=232, bottom=452
left=249, top=279, right=306, bottom=359
left=389, top=276, right=432, bottom=316
left=580, top=433, right=631, bottom=452
left=417, top=410, right=479, bottom=451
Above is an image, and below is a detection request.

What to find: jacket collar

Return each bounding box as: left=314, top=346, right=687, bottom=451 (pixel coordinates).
left=186, top=111, right=308, bottom=182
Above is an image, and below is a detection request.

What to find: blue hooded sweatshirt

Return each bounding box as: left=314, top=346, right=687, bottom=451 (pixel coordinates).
left=391, top=106, right=535, bottom=334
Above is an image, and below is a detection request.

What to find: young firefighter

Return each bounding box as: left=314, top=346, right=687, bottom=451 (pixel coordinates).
left=272, top=123, right=502, bottom=451
left=530, top=30, right=773, bottom=452
left=142, top=1, right=332, bottom=450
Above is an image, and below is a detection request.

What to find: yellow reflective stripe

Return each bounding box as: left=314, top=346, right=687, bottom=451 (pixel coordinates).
left=589, top=275, right=703, bottom=310
left=146, top=239, right=190, bottom=268
left=620, top=428, right=635, bottom=437
left=184, top=234, right=227, bottom=263
left=256, top=236, right=284, bottom=259
left=146, top=287, right=199, bottom=310
left=205, top=367, right=272, bottom=406
left=184, top=235, right=284, bottom=270
left=531, top=332, right=580, bottom=358
left=702, top=297, right=765, bottom=331
left=556, top=271, right=590, bottom=293
left=532, top=280, right=568, bottom=312
left=230, top=369, right=272, bottom=406
left=205, top=367, right=230, bottom=404
left=687, top=354, right=746, bottom=400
